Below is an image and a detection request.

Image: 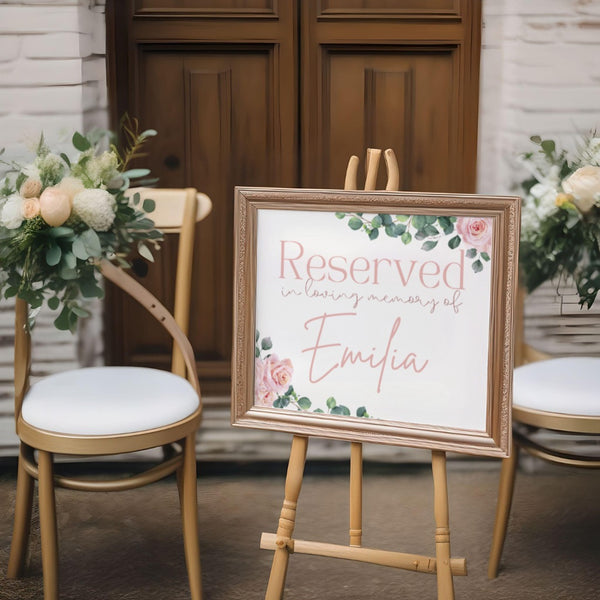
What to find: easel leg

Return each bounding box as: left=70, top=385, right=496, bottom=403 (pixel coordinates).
left=349, top=442, right=362, bottom=547
left=432, top=451, right=454, bottom=600
left=265, top=435, right=308, bottom=600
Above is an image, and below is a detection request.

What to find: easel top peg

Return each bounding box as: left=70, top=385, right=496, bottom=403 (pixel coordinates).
left=344, top=148, right=400, bottom=192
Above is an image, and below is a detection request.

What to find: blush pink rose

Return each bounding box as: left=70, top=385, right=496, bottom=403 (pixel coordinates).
left=456, top=217, right=492, bottom=253
left=254, top=358, right=278, bottom=407
left=264, top=354, right=294, bottom=393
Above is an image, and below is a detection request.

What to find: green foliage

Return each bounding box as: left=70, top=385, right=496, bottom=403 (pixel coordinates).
left=519, top=133, right=600, bottom=308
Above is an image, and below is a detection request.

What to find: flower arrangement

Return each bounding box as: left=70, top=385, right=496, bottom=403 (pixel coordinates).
left=254, top=331, right=370, bottom=418
left=518, top=134, right=600, bottom=307
left=0, top=117, right=162, bottom=331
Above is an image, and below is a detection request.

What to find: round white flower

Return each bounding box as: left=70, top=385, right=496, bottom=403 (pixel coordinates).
left=0, top=194, right=25, bottom=229
left=72, top=188, right=116, bottom=231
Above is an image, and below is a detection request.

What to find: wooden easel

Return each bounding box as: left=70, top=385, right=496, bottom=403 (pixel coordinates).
left=260, top=149, right=465, bottom=599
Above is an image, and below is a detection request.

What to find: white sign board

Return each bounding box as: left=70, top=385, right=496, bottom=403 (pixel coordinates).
left=233, top=188, right=520, bottom=457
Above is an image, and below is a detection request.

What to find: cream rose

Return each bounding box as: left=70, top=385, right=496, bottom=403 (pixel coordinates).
left=22, top=198, right=41, bottom=219
left=19, top=177, right=42, bottom=199
left=39, top=187, right=72, bottom=227
left=562, top=166, right=600, bottom=214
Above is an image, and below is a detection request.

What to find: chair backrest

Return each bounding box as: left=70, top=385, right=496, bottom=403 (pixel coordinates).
left=127, top=187, right=212, bottom=376
left=13, top=187, right=212, bottom=423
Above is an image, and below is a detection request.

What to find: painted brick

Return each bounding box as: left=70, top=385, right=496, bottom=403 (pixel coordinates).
left=0, top=114, right=85, bottom=151
left=0, top=85, right=84, bottom=114
left=3, top=1, right=80, bottom=5
left=83, top=108, right=109, bottom=136
left=0, top=35, right=20, bottom=63
left=90, top=12, right=105, bottom=55
left=575, top=0, right=600, bottom=16
left=563, top=19, right=600, bottom=43
left=502, top=0, right=579, bottom=17
left=504, top=61, right=599, bottom=86
left=504, top=83, right=600, bottom=112
left=22, top=32, right=90, bottom=59
left=0, top=57, right=83, bottom=86
left=0, top=7, right=80, bottom=34
left=519, top=18, right=568, bottom=43
left=82, top=55, right=106, bottom=84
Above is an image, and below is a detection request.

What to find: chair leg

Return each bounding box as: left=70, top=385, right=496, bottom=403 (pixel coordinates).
left=180, top=433, right=202, bottom=600
left=7, top=445, right=35, bottom=578
left=38, top=450, right=59, bottom=600
left=488, top=444, right=520, bottom=579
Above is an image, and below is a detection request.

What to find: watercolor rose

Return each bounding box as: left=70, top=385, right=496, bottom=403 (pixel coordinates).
left=254, top=354, right=294, bottom=407
left=456, top=217, right=492, bottom=253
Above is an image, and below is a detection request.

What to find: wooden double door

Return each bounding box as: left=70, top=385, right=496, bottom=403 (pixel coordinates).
left=106, top=0, right=482, bottom=394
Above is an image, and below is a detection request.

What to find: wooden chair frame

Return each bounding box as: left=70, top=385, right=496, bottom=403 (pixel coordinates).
left=7, top=187, right=211, bottom=600
left=488, top=288, right=600, bottom=578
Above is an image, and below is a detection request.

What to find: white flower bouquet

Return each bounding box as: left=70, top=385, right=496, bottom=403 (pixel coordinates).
left=0, top=118, right=162, bottom=331
left=519, top=134, right=600, bottom=307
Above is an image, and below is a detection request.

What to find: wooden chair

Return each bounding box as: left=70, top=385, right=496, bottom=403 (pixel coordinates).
left=488, top=288, right=600, bottom=578
left=7, top=187, right=212, bottom=600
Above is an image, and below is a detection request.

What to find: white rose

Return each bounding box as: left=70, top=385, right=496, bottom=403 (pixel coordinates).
left=562, top=166, right=600, bottom=214
left=0, top=195, right=25, bottom=229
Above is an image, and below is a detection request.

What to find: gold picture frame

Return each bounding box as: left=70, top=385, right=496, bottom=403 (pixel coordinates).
left=232, top=187, right=520, bottom=457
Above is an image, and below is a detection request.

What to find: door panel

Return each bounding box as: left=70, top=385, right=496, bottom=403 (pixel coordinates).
left=105, top=0, right=480, bottom=395
left=106, top=2, right=297, bottom=393
left=301, top=0, right=480, bottom=193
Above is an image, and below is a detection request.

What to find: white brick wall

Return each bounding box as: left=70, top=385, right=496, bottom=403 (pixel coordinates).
left=477, top=0, right=600, bottom=196
left=0, top=1, right=108, bottom=436
left=0, top=0, right=107, bottom=170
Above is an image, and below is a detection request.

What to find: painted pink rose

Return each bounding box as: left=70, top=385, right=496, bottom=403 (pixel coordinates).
left=254, top=358, right=277, bottom=407
left=456, top=217, right=492, bottom=253
left=264, top=354, right=294, bottom=394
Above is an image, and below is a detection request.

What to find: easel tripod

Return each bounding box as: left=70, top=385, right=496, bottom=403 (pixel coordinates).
left=260, top=149, right=466, bottom=599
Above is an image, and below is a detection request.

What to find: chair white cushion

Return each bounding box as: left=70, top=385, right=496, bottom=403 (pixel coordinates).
left=21, top=367, right=199, bottom=435
left=514, top=357, right=600, bottom=416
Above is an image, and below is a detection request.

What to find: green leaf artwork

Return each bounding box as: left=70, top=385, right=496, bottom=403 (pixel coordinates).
left=335, top=212, right=492, bottom=273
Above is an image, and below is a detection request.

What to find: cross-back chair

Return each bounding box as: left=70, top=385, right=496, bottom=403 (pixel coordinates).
left=7, top=187, right=211, bottom=600
left=488, top=287, right=600, bottom=578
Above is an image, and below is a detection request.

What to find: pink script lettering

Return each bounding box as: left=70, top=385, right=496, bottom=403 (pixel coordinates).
left=301, top=312, right=428, bottom=394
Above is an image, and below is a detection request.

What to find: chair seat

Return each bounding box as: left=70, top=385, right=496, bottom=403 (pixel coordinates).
left=21, top=367, right=199, bottom=435
left=514, top=357, right=600, bottom=416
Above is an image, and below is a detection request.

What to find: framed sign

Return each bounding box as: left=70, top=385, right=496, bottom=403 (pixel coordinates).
left=232, top=188, right=520, bottom=457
